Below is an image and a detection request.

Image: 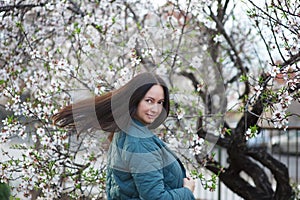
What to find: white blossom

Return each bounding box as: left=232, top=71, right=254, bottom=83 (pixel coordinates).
left=270, top=66, right=281, bottom=77
left=191, top=56, right=202, bottom=69
left=193, top=135, right=204, bottom=145
left=30, top=49, right=41, bottom=59
left=272, top=105, right=289, bottom=129
left=287, top=78, right=298, bottom=90
left=213, top=34, right=223, bottom=43
left=245, top=128, right=258, bottom=141
left=190, top=145, right=203, bottom=156
left=130, top=56, right=141, bottom=67
left=176, top=107, right=185, bottom=120
left=254, top=85, right=263, bottom=96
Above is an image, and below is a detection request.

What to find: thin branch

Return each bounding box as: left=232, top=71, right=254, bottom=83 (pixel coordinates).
left=247, top=0, right=298, bottom=35
left=0, top=3, right=45, bottom=12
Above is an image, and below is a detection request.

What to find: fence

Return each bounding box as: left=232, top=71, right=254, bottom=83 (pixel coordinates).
left=195, top=128, right=300, bottom=200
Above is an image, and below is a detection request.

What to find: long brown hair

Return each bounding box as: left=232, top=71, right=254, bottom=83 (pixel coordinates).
left=52, top=72, right=170, bottom=137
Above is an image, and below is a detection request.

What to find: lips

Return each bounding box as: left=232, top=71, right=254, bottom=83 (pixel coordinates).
left=146, top=114, right=156, bottom=119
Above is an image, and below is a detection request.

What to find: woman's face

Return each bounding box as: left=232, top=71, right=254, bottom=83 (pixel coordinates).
left=135, top=85, right=165, bottom=125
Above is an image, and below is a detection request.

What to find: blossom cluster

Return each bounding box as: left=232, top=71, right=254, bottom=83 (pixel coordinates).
left=269, top=65, right=299, bottom=129
left=190, top=134, right=205, bottom=156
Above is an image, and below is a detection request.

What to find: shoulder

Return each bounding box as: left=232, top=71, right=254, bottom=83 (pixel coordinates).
left=117, top=130, right=164, bottom=154
left=124, top=133, right=159, bottom=153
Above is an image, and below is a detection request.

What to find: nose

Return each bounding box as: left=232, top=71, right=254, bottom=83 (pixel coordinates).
left=150, top=103, right=160, bottom=114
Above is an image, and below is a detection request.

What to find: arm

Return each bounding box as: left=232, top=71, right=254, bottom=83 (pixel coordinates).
left=132, top=170, right=195, bottom=200
left=125, top=141, right=195, bottom=200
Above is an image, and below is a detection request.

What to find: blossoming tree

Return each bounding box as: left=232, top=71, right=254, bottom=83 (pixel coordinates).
left=0, top=0, right=299, bottom=199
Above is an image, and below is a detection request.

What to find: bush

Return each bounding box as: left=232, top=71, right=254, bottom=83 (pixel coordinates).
left=0, top=183, right=10, bottom=200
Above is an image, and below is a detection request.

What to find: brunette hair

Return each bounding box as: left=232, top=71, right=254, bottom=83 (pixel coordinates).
left=52, top=72, right=170, bottom=135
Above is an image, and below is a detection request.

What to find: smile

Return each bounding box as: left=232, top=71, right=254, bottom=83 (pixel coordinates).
left=146, top=114, right=156, bottom=119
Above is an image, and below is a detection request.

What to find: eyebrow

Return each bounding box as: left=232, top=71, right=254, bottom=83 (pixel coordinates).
left=145, top=96, right=164, bottom=101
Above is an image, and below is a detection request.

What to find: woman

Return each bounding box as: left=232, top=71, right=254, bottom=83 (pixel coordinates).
left=52, top=72, right=195, bottom=200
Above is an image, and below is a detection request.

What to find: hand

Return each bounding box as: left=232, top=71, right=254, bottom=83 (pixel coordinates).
left=183, top=177, right=195, bottom=193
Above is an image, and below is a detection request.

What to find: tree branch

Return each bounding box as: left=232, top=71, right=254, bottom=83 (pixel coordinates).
left=0, top=3, right=45, bottom=12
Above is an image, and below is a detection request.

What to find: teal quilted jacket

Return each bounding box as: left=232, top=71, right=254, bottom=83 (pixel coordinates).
left=106, top=120, right=195, bottom=200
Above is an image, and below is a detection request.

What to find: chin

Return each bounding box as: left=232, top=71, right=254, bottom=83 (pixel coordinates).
left=143, top=120, right=153, bottom=125
left=139, top=116, right=157, bottom=125
left=144, top=121, right=152, bottom=125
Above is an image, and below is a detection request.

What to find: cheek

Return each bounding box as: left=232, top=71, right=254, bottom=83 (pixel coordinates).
left=137, top=102, right=148, bottom=112
left=158, top=105, right=164, bottom=113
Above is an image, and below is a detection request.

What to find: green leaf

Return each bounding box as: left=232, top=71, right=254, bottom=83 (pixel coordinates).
left=0, top=183, right=10, bottom=200
left=240, top=74, right=248, bottom=82
left=225, top=128, right=231, bottom=136
left=250, top=125, right=258, bottom=133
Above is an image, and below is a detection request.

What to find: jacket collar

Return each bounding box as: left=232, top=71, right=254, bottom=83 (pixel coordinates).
left=124, top=119, right=154, bottom=138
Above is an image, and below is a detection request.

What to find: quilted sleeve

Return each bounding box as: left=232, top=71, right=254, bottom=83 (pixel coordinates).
left=124, top=140, right=195, bottom=200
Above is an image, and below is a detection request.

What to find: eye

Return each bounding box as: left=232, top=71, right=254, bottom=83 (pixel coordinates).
left=158, top=101, right=164, bottom=105
left=145, top=99, right=153, bottom=103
